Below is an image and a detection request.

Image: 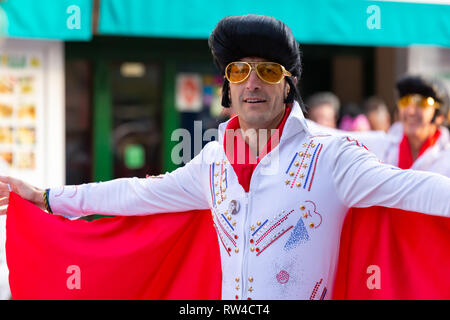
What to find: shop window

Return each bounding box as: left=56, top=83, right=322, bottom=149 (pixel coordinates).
left=111, top=61, right=162, bottom=178
left=65, top=60, right=93, bottom=184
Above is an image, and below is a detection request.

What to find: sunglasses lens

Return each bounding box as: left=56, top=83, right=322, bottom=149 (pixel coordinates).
left=226, top=62, right=250, bottom=83
left=422, top=97, right=436, bottom=107
left=257, top=63, right=284, bottom=83
left=226, top=62, right=288, bottom=84
left=398, top=95, right=412, bottom=108
left=398, top=94, right=439, bottom=109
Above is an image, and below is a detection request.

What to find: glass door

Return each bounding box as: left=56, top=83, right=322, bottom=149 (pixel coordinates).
left=110, top=61, right=162, bottom=179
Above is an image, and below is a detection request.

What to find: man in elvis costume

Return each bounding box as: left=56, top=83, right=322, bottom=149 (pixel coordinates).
left=308, top=74, right=450, bottom=175
left=311, top=74, right=450, bottom=299
left=1, top=15, right=450, bottom=300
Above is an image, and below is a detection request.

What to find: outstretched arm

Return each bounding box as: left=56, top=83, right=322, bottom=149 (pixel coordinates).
left=48, top=160, right=209, bottom=218
left=0, top=148, right=211, bottom=218
left=306, top=118, right=396, bottom=160
left=0, top=176, right=46, bottom=214
left=331, top=136, right=450, bottom=217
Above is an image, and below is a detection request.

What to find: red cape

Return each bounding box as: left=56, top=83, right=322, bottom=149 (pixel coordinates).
left=6, top=192, right=221, bottom=300
left=333, top=131, right=450, bottom=299
left=333, top=207, right=450, bottom=299
left=6, top=192, right=450, bottom=299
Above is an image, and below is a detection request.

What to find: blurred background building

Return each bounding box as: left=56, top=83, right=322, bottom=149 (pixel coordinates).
left=0, top=0, right=449, bottom=188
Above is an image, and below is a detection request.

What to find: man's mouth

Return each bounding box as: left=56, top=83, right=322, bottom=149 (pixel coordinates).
left=243, top=98, right=267, bottom=103
left=403, top=118, right=421, bottom=126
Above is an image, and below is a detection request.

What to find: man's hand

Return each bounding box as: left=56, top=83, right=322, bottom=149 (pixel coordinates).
left=0, top=176, right=45, bottom=215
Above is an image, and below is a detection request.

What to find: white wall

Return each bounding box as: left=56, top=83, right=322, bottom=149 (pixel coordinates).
left=0, top=38, right=65, bottom=188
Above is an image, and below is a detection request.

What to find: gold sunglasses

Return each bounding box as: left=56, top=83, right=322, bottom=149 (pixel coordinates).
left=225, top=61, right=292, bottom=84
left=398, top=94, right=440, bottom=109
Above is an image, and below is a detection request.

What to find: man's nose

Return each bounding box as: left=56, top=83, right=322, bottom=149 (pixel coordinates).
left=245, top=70, right=262, bottom=90
left=403, top=103, right=419, bottom=114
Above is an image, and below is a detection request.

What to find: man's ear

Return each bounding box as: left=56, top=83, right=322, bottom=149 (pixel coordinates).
left=434, top=114, right=445, bottom=127
left=286, top=77, right=297, bottom=96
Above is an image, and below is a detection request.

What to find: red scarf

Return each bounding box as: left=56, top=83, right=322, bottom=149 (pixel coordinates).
left=223, top=106, right=291, bottom=192
left=398, top=129, right=441, bottom=169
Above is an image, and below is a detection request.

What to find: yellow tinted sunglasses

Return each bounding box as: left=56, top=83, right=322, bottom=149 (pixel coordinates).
left=398, top=94, right=440, bottom=109
left=225, top=61, right=292, bottom=84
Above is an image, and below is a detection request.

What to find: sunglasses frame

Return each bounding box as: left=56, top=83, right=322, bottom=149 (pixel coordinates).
left=225, top=61, right=292, bottom=85
left=397, top=94, right=440, bottom=110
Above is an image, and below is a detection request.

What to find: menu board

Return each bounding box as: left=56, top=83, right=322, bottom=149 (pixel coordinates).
left=0, top=51, right=43, bottom=172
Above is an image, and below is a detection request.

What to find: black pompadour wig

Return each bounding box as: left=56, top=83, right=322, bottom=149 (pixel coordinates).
left=208, top=15, right=305, bottom=111
left=396, top=74, right=449, bottom=120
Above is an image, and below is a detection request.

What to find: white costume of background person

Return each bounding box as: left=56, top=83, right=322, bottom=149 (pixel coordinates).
left=307, top=119, right=450, bottom=177
left=309, top=74, right=450, bottom=177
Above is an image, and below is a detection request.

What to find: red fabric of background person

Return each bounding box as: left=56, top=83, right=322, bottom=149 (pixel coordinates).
left=333, top=207, right=450, bottom=299
left=333, top=131, right=450, bottom=299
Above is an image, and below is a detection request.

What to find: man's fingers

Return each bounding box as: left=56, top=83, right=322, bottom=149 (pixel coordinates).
left=0, top=182, right=12, bottom=197
left=0, top=197, right=9, bottom=206
left=0, top=175, right=11, bottom=184
left=0, top=193, right=9, bottom=215
left=0, top=176, right=17, bottom=191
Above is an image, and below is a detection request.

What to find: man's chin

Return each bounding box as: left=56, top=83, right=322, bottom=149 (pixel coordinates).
left=404, top=127, right=426, bottom=139
left=243, top=102, right=269, bottom=111
left=241, top=107, right=267, bottom=118
left=240, top=115, right=269, bottom=128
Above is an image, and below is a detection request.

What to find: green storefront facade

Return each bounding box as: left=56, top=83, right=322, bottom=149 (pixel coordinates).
left=65, top=36, right=218, bottom=183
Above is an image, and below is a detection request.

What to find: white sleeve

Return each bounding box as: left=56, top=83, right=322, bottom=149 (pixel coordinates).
left=305, top=119, right=393, bottom=160
left=331, top=136, right=450, bottom=217
left=48, top=148, right=210, bottom=218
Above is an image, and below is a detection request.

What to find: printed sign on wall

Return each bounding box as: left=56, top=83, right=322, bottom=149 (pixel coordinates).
left=175, top=73, right=203, bottom=112
left=0, top=51, right=42, bottom=173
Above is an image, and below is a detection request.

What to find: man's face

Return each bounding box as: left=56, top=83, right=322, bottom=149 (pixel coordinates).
left=308, top=104, right=336, bottom=128
left=398, top=96, right=439, bottom=140
left=367, top=109, right=391, bottom=132
left=228, top=57, right=289, bottom=130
